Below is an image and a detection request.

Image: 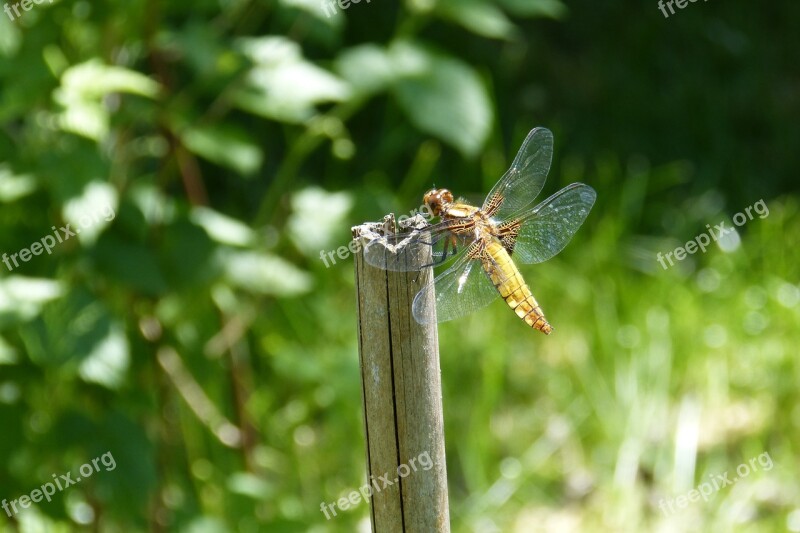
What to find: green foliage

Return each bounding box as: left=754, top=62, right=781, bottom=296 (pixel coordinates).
left=0, top=0, right=798, bottom=531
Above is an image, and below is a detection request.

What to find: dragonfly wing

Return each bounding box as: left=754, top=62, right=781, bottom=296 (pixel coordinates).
left=363, top=230, right=435, bottom=272
left=511, top=183, right=596, bottom=264
left=412, top=252, right=499, bottom=324
left=482, top=127, right=553, bottom=221
left=363, top=222, right=471, bottom=272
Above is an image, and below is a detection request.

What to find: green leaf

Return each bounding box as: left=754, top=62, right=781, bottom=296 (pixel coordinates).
left=179, top=125, right=263, bottom=176
left=55, top=97, right=108, bottom=141
left=222, top=250, right=312, bottom=297
left=0, top=14, right=21, bottom=57
left=287, top=187, right=353, bottom=257
left=227, top=472, right=275, bottom=499
left=279, top=0, right=344, bottom=27
left=58, top=59, right=160, bottom=100
left=18, top=288, right=116, bottom=369
left=234, top=37, right=350, bottom=123
left=0, top=277, right=64, bottom=327
left=168, top=22, right=238, bottom=78
left=497, top=0, right=567, bottom=19
left=390, top=41, right=492, bottom=156
left=159, top=218, right=221, bottom=289
left=128, top=183, right=175, bottom=226
left=335, top=44, right=397, bottom=97
left=78, top=323, right=130, bottom=389
left=92, top=235, right=169, bottom=296
left=435, top=0, right=517, bottom=39
left=183, top=518, right=230, bottom=533
left=190, top=207, right=257, bottom=247
left=42, top=45, right=69, bottom=77
left=0, top=164, right=37, bottom=202
left=54, top=59, right=160, bottom=141
left=89, top=412, right=159, bottom=511
left=62, top=181, right=118, bottom=245
left=0, top=335, right=18, bottom=365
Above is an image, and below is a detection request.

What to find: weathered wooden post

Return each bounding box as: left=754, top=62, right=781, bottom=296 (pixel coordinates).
left=353, top=215, right=450, bottom=532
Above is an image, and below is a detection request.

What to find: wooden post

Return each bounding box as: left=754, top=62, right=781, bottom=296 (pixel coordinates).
left=353, top=215, right=450, bottom=532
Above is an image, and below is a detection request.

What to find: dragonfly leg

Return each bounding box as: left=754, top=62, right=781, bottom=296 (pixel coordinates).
left=418, top=254, right=448, bottom=270
left=418, top=234, right=458, bottom=269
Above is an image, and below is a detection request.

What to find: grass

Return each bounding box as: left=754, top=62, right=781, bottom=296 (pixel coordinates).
left=278, top=159, right=800, bottom=532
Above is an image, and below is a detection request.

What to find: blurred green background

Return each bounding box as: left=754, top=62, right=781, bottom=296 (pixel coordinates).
left=1, top=0, right=799, bottom=531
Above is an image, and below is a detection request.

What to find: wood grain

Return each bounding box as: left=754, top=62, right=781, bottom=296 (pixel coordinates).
left=353, top=215, right=450, bottom=533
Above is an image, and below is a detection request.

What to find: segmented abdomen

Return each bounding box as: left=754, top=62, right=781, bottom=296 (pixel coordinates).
left=481, top=240, right=552, bottom=334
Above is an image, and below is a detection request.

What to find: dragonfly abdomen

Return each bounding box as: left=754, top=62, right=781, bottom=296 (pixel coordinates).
left=482, top=240, right=552, bottom=334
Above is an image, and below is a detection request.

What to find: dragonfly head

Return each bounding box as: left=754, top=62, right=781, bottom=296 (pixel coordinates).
left=423, top=188, right=453, bottom=216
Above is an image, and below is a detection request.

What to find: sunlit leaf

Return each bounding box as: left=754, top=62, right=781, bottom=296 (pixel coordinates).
left=222, top=250, right=312, bottom=296
left=55, top=97, right=108, bottom=141
left=79, top=323, right=130, bottom=389
left=234, top=36, right=350, bottom=122
left=435, top=0, right=517, bottom=39
left=0, top=15, right=21, bottom=57
left=183, top=517, right=230, bottom=533
left=390, top=41, right=492, bottom=156
left=0, top=335, right=17, bottom=365
left=287, top=187, right=353, bottom=257
left=62, top=181, right=118, bottom=245
left=227, top=472, right=275, bottom=499
left=0, top=164, right=37, bottom=202
left=335, top=44, right=396, bottom=96
left=179, top=125, right=263, bottom=176
left=42, top=45, right=69, bottom=77
left=129, top=183, right=176, bottom=226
left=54, top=59, right=160, bottom=141
left=16, top=509, right=64, bottom=533
left=59, top=59, right=160, bottom=99
left=0, top=277, right=63, bottom=326
left=191, top=207, right=257, bottom=247
left=19, top=288, right=118, bottom=368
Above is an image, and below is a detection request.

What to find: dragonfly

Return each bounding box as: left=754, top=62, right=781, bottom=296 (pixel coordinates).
left=363, top=127, right=596, bottom=334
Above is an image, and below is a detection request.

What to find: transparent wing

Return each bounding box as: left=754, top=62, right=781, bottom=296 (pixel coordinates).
left=482, top=127, right=553, bottom=221
left=511, top=183, right=596, bottom=264
left=363, top=221, right=472, bottom=272
left=412, top=250, right=500, bottom=324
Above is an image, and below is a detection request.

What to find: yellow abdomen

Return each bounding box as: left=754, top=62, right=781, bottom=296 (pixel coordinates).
left=481, top=240, right=552, bottom=334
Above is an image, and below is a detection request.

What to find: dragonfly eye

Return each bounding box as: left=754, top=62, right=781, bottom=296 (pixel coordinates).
left=423, top=188, right=453, bottom=216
